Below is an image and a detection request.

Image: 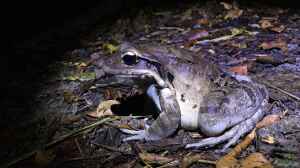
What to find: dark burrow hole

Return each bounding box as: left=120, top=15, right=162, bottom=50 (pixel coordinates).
left=110, top=93, right=160, bottom=118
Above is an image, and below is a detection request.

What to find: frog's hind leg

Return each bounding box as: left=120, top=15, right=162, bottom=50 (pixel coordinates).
left=185, top=105, right=264, bottom=150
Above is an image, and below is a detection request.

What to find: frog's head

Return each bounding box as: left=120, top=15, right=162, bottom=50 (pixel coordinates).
left=93, top=42, right=165, bottom=82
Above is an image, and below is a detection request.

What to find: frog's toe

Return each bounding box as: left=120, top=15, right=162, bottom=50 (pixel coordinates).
left=120, top=129, right=147, bottom=141
left=222, top=109, right=260, bottom=151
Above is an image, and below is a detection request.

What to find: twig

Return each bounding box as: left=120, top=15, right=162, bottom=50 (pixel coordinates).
left=1, top=117, right=117, bottom=168
left=196, top=159, right=217, bottom=165
left=263, top=82, right=300, bottom=101
left=75, top=138, right=84, bottom=157
left=182, top=154, right=216, bottom=168
left=157, top=160, right=180, bottom=168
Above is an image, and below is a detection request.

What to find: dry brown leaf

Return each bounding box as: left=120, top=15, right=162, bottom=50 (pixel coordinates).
left=195, top=18, right=209, bottom=25
left=270, top=25, right=285, bottom=33
left=220, top=2, right=233, bottom=10
left=256, top=114, right=281, bottom=129
left=259, top=19, right=273, bottom=29
left=216, top=154, right=238, bottom=168
left=63, top=91, right=80, bottom=103
left=240, top=152, right=273, bottom=168
left=259, top=39, right=288, bottom=53
left=139, top=152, right=174, bottom=165
left=225, top=9, right=243, bottom=20
left=261, top=135, right=276, bottom=144
left=216, top=130, right=256, bottom=168
left=229, top=64, right=248, bottom=75
left=86, top=100, right=120, bottom=118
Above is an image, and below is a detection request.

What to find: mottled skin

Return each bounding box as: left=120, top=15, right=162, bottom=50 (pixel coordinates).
left=93, top=42, right=269, bottom=150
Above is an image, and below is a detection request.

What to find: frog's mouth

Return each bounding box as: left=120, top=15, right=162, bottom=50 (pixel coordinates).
left=109, top=91, right=160, bottom=117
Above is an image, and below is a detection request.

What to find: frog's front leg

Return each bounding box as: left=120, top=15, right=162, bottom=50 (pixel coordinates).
left=121, top=87, right=181, bottom=141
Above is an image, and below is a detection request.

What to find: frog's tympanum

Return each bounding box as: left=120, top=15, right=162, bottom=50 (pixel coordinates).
left=93, top=42, right=268, bottom=150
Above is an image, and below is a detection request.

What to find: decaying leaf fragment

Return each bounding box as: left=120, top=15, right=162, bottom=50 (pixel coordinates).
left=217, top=137, right=273, bottom=168
left=103, top=43, right=119, bottom=54
left=256, top=114, right=283, bottom=129
left=220, top=2, right=243, bottom=20
left=229, top=64, right=248, bottom=75
left=87, top=100, right=120, bottom=118
left=240, top=152, right=273, bottom=168
left=259, top=39, right=288, bottom=53
left=216, top=130, right=256, bottom=168
left=139, top=152, right=174, bottom=165
left=258, top=18, right=285, bottom=33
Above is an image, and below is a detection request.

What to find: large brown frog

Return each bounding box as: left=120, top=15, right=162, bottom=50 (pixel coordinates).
left=92, top=42, right=268, bottom=150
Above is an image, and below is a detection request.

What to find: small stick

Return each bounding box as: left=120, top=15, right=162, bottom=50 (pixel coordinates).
left=263, top=82, right=300, bottom=101
left=1, top=117, right=117, bottom=168
left=75, top=138, right=84, bottom=157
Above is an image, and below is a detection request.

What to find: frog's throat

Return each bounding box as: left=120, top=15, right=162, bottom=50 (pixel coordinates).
left=180, top=107, right=199, bottom=130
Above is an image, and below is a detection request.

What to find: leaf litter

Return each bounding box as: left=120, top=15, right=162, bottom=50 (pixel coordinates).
left=6, top=1, right=300, bottom=168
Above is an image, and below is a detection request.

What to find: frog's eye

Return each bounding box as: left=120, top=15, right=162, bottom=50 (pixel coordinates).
left=121, top=51, right=140, bottom=66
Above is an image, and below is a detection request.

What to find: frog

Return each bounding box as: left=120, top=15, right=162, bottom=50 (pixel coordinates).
left=92, top=42, right=269, bottom=150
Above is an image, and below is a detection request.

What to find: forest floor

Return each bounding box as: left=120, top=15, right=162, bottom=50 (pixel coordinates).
left=1, top=1, right=300, bottom=168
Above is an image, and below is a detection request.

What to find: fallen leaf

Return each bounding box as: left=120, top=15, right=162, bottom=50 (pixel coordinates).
left=240, top=152, right=273, bottom=168
left=220, top=2, right=233, bottom=10
left=261, top=135, right=276, bottom=144
left=259, top=39, right=288, bottom=53
left=103, top=43, right=119, bottom=54
left=139, top=152, right=174, bottom=165
left=63, top=75, right=79, bottom=81
left=270, top=25, right=285, bottom=33
left=230, top=27, right=250, bottom=36
left=195, top=18, right=209, bottom=25
left=259, top=19, right=273, bottom=29
left=87, top=100, right=120, bottom=118
left=78, top=62, right=88, bottom=68
left=229, top=64, right=248, bottom=75
left=79, top=72, right=96, bottom=81
left=256, top=114, right=282, bottom=129
left=63, top=91, right=80, bottom=103
left=181, top=8, right=193, bottom=21
left=216, top=130, right=256, bottom=168
left=225, top=9, right=243, bottom=20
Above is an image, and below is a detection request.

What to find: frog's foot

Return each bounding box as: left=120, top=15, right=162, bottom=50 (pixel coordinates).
left=120, top=129, right=148, bottom=141
left=186, top=108, right=263, bottom=151
left=120, top=119, right=151, bottom=141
